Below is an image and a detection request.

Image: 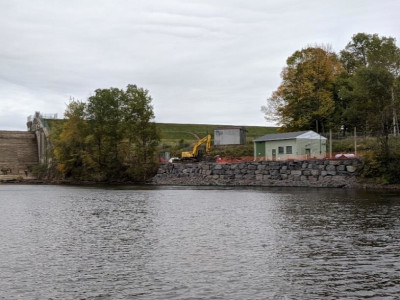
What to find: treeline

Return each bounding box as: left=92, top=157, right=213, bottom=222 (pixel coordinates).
left=262, top=32, right=400, bottom=183
left=50, top=84, right=160, bottom=182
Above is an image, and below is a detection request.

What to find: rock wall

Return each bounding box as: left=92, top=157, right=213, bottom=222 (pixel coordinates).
left=153, top=159, right=361, bottom=188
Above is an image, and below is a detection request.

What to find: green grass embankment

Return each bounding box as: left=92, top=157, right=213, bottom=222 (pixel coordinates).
left=156, top=123, right=278, bottom=157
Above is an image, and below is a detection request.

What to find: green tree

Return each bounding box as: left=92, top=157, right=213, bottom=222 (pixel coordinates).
left=121, top=85, right=160, bottom=180
left=53, top=85, right=160, bottom=182
left=53, top=99, right=92, bottom=179
left=338, top=33, right=400, bottom=137
left=86, top=87, right=125, bottom=178
left=262, top=46, right=344, bottom=132
left=340, top=33, right=400, bottom=74
left=338, top=33, right=400, bottom=183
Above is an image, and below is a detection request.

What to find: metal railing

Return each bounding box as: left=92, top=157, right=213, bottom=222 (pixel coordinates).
left=27, top=112, right=58, bottom=123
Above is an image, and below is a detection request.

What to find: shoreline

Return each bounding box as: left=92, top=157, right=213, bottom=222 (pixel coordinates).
left=2, top=177, right=400, bottom=192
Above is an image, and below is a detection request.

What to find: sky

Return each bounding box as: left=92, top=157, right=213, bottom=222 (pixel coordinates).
left=1, top=0, right=399, bottom=130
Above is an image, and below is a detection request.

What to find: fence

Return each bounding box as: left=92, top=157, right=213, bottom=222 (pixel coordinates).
left=323, top=129, right=400, bottom=159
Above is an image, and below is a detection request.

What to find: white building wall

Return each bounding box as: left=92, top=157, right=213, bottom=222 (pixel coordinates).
left=214, top=129, right=242, bottom=145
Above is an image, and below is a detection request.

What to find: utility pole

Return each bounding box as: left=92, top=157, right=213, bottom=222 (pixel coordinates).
left=354, top=127, right=357, bottom=156
left=316, top=120, right=321, bottom=155
left=329, top=129, right=332, bottom=159
left=392, top=87, right=399, bottom=137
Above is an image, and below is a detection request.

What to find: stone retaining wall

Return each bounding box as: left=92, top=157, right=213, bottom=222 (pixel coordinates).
left=153, top=159, right=361, bottom=188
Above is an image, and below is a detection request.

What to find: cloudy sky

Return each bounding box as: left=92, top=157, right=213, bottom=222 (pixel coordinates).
left=1, top=0, right=399, bottom=130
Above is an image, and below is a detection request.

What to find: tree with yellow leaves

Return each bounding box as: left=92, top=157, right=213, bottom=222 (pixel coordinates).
left=262, top=46, right=344, bottom=132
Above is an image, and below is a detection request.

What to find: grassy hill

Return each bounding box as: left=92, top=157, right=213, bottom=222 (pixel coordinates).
left=46, top=120, right=277, bottom=142
left=157, top=123, right=277, bottom=144
left=156, top=123, right=278, bottom=157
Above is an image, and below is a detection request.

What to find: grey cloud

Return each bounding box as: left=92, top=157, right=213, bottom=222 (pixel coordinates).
left=1, top=0, right=399, bottom=130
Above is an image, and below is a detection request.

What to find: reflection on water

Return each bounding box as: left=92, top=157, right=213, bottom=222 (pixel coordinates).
left=0, top=185, right=399, bottom=299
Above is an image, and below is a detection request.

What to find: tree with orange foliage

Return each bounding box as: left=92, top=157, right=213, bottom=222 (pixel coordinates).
left=262, top=46, right=344, bottom=132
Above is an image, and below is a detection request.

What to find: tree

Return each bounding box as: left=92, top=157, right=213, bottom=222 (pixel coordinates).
left=86, top=87, right=125, bottom=178
left=53, top=85, right=160, bottom=182
left=337, top=33, right=400, bottom=183
left=347, top=67, right=394, bottom=133
left=121, top=85, right=160, bottom=180
left=340, top=33, right=400, bottom=75
left=338, top=33, right=400, bottom=137
left=53, top=99, right=92, bottom=179
left=262, top=46, right=344, bottom=132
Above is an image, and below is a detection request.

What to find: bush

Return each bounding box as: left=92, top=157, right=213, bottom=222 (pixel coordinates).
left=359, top=139, right=400, bottom=184
left=379, top=152, right=400, bottom=184
left=32, top=162, right=58, bottom=180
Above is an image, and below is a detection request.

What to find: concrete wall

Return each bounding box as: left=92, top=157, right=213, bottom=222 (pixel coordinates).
left=27, top=112, right=51, bottom=164
left=296, top=138, right=326, bottom=157
left=255, top=138, right=327, bottom=160
left=0, top=131, right=38, bottom=177
left=214, top=128, right=246, bottom=145
left=153, top=159, right=360, bottom=188
left=257, top=139, right=298, bottom=160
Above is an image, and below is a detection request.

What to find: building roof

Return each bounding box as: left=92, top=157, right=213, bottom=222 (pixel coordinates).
left=214, top=126, right=246, bottom=130
left=253, top=130, right=326, bottom=142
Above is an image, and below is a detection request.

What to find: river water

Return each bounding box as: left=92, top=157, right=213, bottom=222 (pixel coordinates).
left=0, top=185, right=399, bottom=299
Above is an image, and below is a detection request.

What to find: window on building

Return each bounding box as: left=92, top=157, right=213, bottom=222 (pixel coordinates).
left=278, top=146, right=284, bottom=154
left=286, top=146, right=292, bottom=154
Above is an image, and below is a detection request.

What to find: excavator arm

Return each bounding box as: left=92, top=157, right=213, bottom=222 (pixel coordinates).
left=181, top=134, right=211, bottom=159
left=191, top=135, right=211, bottom=156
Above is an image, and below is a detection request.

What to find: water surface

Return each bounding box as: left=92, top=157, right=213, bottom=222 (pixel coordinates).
left=1, top=185, right=399, bottom=299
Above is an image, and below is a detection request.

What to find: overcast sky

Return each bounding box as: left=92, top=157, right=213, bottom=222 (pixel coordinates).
left=1, top=0, right=399, bottom=130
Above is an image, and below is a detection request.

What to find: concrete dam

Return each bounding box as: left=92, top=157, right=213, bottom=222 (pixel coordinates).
left=0, top=131, right=38, bottom=178
left=0, top=112, right=52, bottom=180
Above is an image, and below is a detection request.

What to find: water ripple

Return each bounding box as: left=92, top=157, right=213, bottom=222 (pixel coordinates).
left=0, top=185, right=399, bottom=299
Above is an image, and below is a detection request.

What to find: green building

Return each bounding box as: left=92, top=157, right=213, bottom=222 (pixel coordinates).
left=253, top=131, right=327, bottom=161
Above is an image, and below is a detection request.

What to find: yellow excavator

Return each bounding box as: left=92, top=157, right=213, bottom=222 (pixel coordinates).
left=181, top=134, right=212, bottom=161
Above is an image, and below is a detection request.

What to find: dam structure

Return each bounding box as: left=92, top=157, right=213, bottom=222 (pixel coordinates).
left=0, top=131, right=38, bottom=179
left=0, top=112, right=55, bottom=180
